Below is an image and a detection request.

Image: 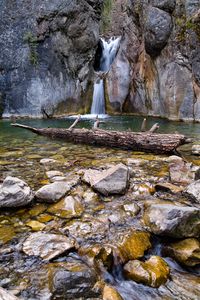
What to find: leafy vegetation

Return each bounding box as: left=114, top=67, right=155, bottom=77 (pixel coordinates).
left=100, top=0, right=113, bottom=33
left=24, top=32, right=39, bottom=65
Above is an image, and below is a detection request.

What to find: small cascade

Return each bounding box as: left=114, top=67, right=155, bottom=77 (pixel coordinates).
left=91, top=37, right=121, bottom=115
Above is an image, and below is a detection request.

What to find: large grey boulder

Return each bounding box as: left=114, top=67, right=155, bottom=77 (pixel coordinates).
left=143, top=203, right=200, bottom=238
left=35, top=181, right=75, bottom=203
left=23, top=232, right=76, bottom=260
left=0, top=176, right=33, bottom=208
left=145, top=7, right=173, bottom=57
left=83, top=164, right=129, bottom=196
left=183, top=179, right=200, bottom=203
left=0, top=287, right=20, bottom=300
left=151, top=0, right=176, bottom=13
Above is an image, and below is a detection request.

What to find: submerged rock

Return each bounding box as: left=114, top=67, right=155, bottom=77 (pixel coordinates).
left=35, top=181, right=72, bottom=203
left=143, top=203, right=200, bottom=238
left=23, top=232, right=76, bottom=260
left=103, top=285, right=124, bottom=300
left=124, top=256, right=170, bottom=288
left=118, top=231, right=151, bottom=262
left=183, top=179, right=200, bottom=203
left=83, top=164, right=129, bottom=196
left=192, top=145, right=200, bottom=155
left=164, top=238, right=200, bottom=266
left=47, top=195, right=84, bottom=219
left=0, top=287, right=20, bottom=300
left=26, top=220, right=46, bottom=231
left=0, top=176, right=33, bottom=208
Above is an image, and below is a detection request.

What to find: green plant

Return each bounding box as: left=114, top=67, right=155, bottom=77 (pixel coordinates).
left=100, top=0, right=113, bottom=33
left=24, top=32, right=39, bottom=65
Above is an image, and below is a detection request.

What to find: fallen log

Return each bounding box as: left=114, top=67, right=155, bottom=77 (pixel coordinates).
left=11, top=123, right=189, bottom=154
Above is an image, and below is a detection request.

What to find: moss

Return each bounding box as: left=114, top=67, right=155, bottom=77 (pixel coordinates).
left=100, top=0, right=113, bottom=33
left=24, top=32, right=39, bottom=65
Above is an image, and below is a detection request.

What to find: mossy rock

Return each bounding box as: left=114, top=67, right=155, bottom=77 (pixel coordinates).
left=103, top=285, right=124, bottom=300
left=118, top=231, right=151, bottom=262
left=124, top=256, right=170, bottom=288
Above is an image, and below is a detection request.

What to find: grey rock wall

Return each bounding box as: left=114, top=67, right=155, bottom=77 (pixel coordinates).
left=0, top=0, right=103, bottom=117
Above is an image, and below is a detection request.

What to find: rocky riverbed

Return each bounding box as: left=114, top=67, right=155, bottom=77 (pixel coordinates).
left=0, top=137, right=200, bottom=299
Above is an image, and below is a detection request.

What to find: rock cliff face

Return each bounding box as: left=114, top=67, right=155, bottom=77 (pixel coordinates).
left=105, top=0, right=200, bottom=121
left=0, top=0, right=103, bottom=117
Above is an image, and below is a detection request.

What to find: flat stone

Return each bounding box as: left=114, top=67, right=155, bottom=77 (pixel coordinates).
left=0, top=287, right=20, bottom=300
left=183, top=179, right=200, bottom=203
left=192, top=144, right=200, bottom=155
left=83, top=164, right=129, bottom=196
left=169, top=159, right=200, bottom=185
left=143, top=203, right=200, bottom=238
left=35, top=181, right=72, bottom=203
left=40, top=158, right=57, bottom=165
left=46, top=170, right=64, bottom=179
left=26, top=220, right=46, bottom=231
left=155, top=182, right=184, bottom=194
left=124, top=256, right=170, bottom=288
left=103, top=285, right=124, bottom=300
left=47, top=196, right=84, bottom=219
left=0, top=176, right=33, bottom=208
left=22, top=232, right=76, bottom=260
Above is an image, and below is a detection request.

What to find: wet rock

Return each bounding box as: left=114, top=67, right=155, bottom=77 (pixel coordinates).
left=0, top=226, right=16, bottom=244
left=103, top=285, right=124, bottom=300
left=143, top=203, right=200, bottom=238
left=155, top=182, right=184, bottom=194
left=35, top=181, right=73, bottom=203
left=124, top=256, right=170, bottom=288
left=40, top=158, right=57, bottom=166
left=192, top=145, right=200, bottom=155
left=47, top=195, right=84, bottom=219
left=145, top=7, right=172, bottom=57
left=46, top=170, right=64, bottom=180
left=123, top=203, right=140, bottom=216
left=118, top=231, right=151, bottom=262
left=22, top=232, right=76, bottom=260
left=151, top=0, right=176, bottom=13
left=0, top=287, right=20, bottom=300
left=164, top=238, right=200, bottom=266
left=47, top=260, right=99, bottom=299
left=0, top=176, right=33, bottom=208
left=169, top=158, right=200, bottom=185
left=83, top=164, right=129, bottom=196
left=26, top=220, right=46, bottom=231
left=183, top=179, right=200, bottom=203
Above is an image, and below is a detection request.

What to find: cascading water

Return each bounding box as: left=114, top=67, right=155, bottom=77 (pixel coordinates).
left=91, top=37, right=121, bottom=115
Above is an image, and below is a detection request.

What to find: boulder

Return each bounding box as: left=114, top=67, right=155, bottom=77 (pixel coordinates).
left=155, top=182, right=184, bottom=194
left=118, top=231, right=151, bottom=262
left=83, top=164, right=129, bottom=196
left=124, top=256, right=170, bottom=288
left=143, top=203, right=200, bottom=238
left=103, top=285, right=124, bottom=300
left=145, top=7, right=173, bottom=57
left=151, top=0, right=176, bottom=13
left=35, top=181, right=73, bottom=203
left=22, top=232, right=76, bottom=260
left=47, top=195, right=84, bottom=219
left=164, top=238, right=200, bottom=266
left=0, top=176, right=33, bottom=208
left=183, top=179, right=200, bottom=203
left=0, top=287, right=20, bottom=300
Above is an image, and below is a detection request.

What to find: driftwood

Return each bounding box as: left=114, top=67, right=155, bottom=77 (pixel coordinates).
left=11, top=122, right=189, bottom=154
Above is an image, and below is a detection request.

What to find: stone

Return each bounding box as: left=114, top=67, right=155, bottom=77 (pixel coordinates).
left=26, top=220, right=46, bottom=231
left=151, top=0, right=176, bottom=13
left=35, top=181, right=72, bottom=203
left=192, top=145, right=200, bottom=155
left=0, top=176, right=33, bottom=208
left=103, top=285, right=124, bottom=300
left=145, top=7, right=173, bottom=57
left=40, top=158, right=57, bottom=165
left=155, top=182, right=184, bottom=194
left=22, top=232, right=76, bottom=260
left=118, top=231, right=151, bottom=262
left=169, top=159, right=200, bottom=185
left=164, top=238, right=200, bottom=266
left=83, top=164, right=129, bottom=196
left=123, top=203, right=140, bottom=216
left=46, top=170, right=64, bottom=179
left=47, top=195, right=84, bottom=219
left=183, top=179, right=200, bottom=203
left=0, top=287, right=20, bottom=300
left=124, top=256, right=170, bottom=288
left=143, top=203, right=200, bottom=238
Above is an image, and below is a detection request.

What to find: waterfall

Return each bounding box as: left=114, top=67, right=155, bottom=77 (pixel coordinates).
left=91, top=37, right=121, bottom=115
